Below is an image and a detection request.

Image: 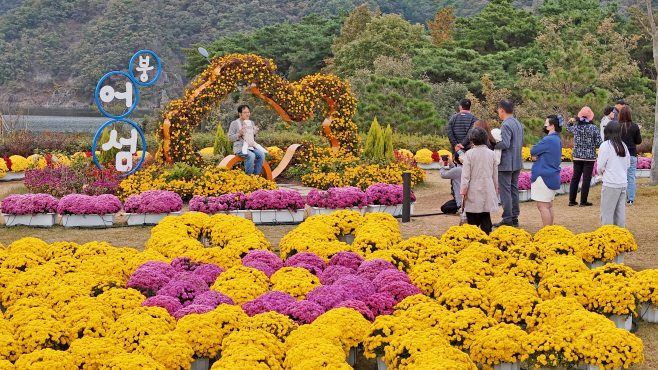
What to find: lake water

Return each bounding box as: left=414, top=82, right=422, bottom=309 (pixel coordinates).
left=0, top=108, right=150, bottom=134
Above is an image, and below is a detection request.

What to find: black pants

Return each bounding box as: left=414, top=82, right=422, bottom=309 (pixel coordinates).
left=569, top=160, right=595, bottom=203
left=466, top=212, right=492, bottom=235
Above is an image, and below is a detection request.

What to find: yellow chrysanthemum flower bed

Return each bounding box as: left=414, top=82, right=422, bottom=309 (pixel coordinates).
left=414, top=149, right=434, bottom=164
left=0, top=217, right=651, bottom=370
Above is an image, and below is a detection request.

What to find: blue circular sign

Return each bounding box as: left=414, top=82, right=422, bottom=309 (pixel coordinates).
left=129, top=50, right=161, bottom=86
left=94, top=71, right=139, bottom=119
left=92, top=119, right=147, bottom=178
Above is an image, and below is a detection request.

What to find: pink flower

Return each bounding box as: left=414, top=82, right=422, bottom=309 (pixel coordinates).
left=124, top=190, right=183, bottom=214
left=306, top=187, right=367, bottom=209
left=336, top=300, right=375, bottom=321
left=366, top=183, right=415, bottom=206
left=141, top=295, right=182, bottom=316
left=285, top=300, right=325, bottom=325
left=328, top=252, right=364, bottom=271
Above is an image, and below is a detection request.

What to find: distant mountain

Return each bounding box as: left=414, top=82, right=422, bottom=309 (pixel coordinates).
left=0, top=0, right=438, bottom=108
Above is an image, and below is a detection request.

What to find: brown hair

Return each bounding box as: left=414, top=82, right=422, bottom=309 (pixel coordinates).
left=618, top=106, right=633, bottom=136
left=474, top=120, right=496, bottom=150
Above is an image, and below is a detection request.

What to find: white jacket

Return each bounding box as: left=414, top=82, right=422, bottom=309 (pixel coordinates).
left=597, top=141, right=630, bottom=188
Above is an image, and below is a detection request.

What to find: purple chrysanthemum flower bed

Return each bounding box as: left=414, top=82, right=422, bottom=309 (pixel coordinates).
left=192, top=290, right=235, bottom=307
left=242, top=250, right=283, bottom=272
left=337, top=299, right=375, bottom=321
left=284, top=252, right=326, bottom=273
left=192, top=263, right=225, bottom=286
left=361, top=292, right=397, bottom=317
left=1, top=193, right=59, bottom=215
left=124, top=190, right=183, bottom=214
left=285, top=300, right=326, bottom=325
left=319, top=265, right=355, bottom=285
left=378, top=281, right=423, bottom=304
left=305, top=284, right=347, bottom=310
left=328, top=252, right=364, bottom=271
left=141, top=295, right=182, bottom=316
left=365, top=183, right=416, bottom=206
left=357, top=259, right=398, bottom=280
left=372, top=269, right=412, bottom=290
left=171, top=257, right=204, bottom=272
left=334, top=274, right=376, bottom=300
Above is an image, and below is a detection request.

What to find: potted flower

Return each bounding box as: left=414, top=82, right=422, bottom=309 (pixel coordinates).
left=189, top=192, right=248, bottom=218
left=365, top=183, right=416, bottom=216
left=637, top=156, right=651, bottom=178
left=1, top=193, right=59, bottom=227
left=518, top=172, right=532, bottom=202
left=470, top=323, right=531, bottom=370
left=574, top=322, right=645, bottom=370
left=557, top=166, right=573, bottom=194
left=634, top=269, right=658, bottom=323
left=306, top=187, right=367, bottom=216
left=124, top=190, right=183, bottom=225
left=0, top=155, right=30, bottom=181
left=57, top=194, right=121, bottom=227
left=245, top=189, right=305, bottom=224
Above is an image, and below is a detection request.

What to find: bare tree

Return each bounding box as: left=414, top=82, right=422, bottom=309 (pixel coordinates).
left=632, top=1, right=658, bottom=184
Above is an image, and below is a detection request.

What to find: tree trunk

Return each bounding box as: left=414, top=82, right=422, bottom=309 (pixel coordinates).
left=651, top=78, right=658, bottom=184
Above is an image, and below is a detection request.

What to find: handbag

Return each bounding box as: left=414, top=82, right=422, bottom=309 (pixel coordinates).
left=459, top=196, right=468, bottom=226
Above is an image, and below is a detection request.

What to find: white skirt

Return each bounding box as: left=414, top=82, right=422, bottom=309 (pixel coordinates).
left=531, top=176, right=557, bottom=202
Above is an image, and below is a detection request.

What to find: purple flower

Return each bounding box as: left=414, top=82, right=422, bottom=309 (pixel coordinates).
left=242, top=250, right=283, bottom=272
left=518, top=171, right=532, bottom=191
left=254, top=291, right=297, bottom=314
left=124, top=190, right=183, bottom=214
left=357, top=259, right=398, bottom=281
left=57, top=194, right=121, bottom=215
left=171, top=257, right=204, bottom=272
left=141, top=295, right=182, bottom=316
left=560, top=165, right=574, bottom=184
left=189, top=192, right=248, bottom=214
left=638, top=157, right=652, bottom=169
left=173, top=304, right=215, bottom=320
left=285, top=300, right=326, bottom=325
left=305, top=285, right=347, bottom=310
left=361, top=292, right=397, bottom=317
left=136, top=261, right=176, bottom=278
left=372, top=269, right=412, bottom=291
left=306, top=187, right=367, bottom=209
left=192, top=263, right=225, bottom=286
left=170, top=273, right=210, bottom=292
left=284, top=252, right=326, bottom=273
left=328, top=252, right=364, bottom=271
left=1, top=193, right=58, bottom=215
left=192, top=290, right=235, bottom=307
left=319, top=265, right=355, bottom=285
left=158, top=279, right=208, bottom=307
left=377, top=282, right=423, bottom=304
left=241, top=299, right=274, bottom=317
left=336, top=300, right=375, bottom=321
left=242, top=261, right=276, bottom=278
left=365, top=183, right=415, bottom=206
left=126, top=268, right=171, bottom=297
left=334, top=275, right=376, bottom=300
left=245, top=189, right=305, bottom=211
left=291, top=263, right=324, bottom=275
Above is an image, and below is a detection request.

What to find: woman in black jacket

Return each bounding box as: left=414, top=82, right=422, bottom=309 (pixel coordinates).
left=617, top=106, right=642, bottom=206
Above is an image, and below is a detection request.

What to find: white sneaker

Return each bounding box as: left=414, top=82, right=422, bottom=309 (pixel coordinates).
left=627, top=200, right=634, bottom=206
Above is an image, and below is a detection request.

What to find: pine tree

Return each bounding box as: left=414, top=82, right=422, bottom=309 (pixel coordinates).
left=364, top=117, right=384, bottom=160
left=383, top=124, right=395, bottom=162
left=213, top=124, right=231, bottom=156
left=99, top=128, right=120, bottom=165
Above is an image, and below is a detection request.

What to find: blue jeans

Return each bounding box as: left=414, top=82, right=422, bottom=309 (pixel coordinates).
left=627, top=156, right=638, bottom=201
left=238, top=149, right=265, bottom=176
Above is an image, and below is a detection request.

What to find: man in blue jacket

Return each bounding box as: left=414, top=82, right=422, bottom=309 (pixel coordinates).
left=494, top=99, right=524, bottom=228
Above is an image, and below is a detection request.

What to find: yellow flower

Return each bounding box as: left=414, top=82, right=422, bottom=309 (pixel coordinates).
left=14, top=348, right=77, bottom=370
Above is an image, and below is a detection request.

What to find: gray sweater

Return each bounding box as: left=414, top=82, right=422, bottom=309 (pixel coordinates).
left=227, top=118, right=258, bottom=154
left=440, top=165, right=462, bottom=207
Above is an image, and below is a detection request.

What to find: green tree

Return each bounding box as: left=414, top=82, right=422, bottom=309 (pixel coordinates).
left=364, top=117, right=384, bottom=161
left=354, top=75, right=446, bottom=135
left=213, top=125, right=231, bottom=156
left=331, top=11, right=430, bottom=76
left=98, top=128, right=120, bottom=165
left=383, top=124, right=395, bottom=162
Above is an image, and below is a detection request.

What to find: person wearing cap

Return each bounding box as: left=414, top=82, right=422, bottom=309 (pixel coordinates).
left=613, top=99, right=626, bottom=121
left=530, top=115, right=563, bottom=226
left=567, top=106, right=603, bottom=207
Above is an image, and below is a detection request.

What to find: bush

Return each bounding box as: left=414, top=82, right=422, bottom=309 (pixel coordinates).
left=637, top=139, right=653, bottom=155
left=360, top=132, right=450, bottom=152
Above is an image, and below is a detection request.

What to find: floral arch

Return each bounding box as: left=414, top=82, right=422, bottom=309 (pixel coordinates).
left=158, top=54, right=359, bottom=165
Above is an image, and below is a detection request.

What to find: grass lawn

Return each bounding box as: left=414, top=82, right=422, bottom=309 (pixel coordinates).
left=1, top=172, right=657, bottom=368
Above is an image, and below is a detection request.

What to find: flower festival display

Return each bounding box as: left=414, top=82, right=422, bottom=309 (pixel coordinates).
left=0, top=212, right=652, bottom=370
left=57, top=194, right=121, bottom=227
left=517, top=171, right=532, bottom=202
left=189, top=192, right=249, bottom=217
left=0, top=155, right=30, bottom=181
left=306, top=186, right=367, bottom=215
left=365, top=183, right=416, bottom=216
left=245, top=189, right=306, bottom=224
left=124, top=190, right=184, bottom=225
left=1, top=193, right=59, bottom=227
